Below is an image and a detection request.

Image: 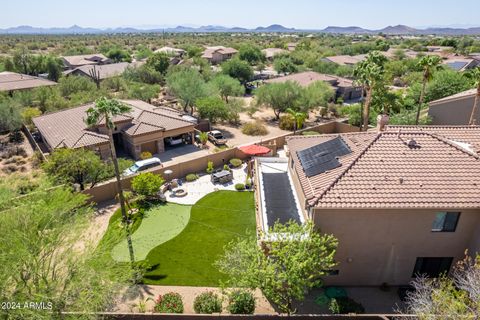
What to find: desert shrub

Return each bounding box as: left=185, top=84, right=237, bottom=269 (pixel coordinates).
left=329, top=297, right=365, bottom=314
left=241, top=121, right=268, bottom=136
left=2, top=164, right=18, bottom=174
left=206, top=161, right=214, bottom=174
left=227, top=290, right=255, bottom=314
left=140, top=151, right=152, bottom=160
left=279, top=114, right=295, bottom=130
left=16, top=179, right=39, bottom=195
left=235, top=183, right=245, bottom=191
left=193, top=291, right=222, bottom=314
left=328, top=104, right=339, bottom=117
left=223, top=164, right=231, bottom=171
left=302, top=130, right=320, bottom=136
left=229, top=158, right=242, bottom=168
left=186, top=173, right=199, bottom=182
left=154, top=292, right=184, bottom=313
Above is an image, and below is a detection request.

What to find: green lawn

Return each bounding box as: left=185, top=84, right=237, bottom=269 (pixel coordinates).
left=111, top=203, right=191, bottom=262
left=143, top=190, right=256, bottom=286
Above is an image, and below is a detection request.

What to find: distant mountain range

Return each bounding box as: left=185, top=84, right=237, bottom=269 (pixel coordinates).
left=1, top=24, right=480, bottom=35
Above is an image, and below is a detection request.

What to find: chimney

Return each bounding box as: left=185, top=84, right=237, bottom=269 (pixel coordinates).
left=376, top=114, right=389, bottom=132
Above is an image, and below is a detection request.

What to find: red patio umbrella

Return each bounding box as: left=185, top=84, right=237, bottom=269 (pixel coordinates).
left=239, top=144, right=271, bottom=156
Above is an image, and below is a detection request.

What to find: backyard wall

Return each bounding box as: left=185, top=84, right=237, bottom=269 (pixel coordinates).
left=82, top=121, right=360, bottom=204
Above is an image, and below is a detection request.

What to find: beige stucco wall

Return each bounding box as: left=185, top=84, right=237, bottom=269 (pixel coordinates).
left=428, top=95, right=478, bottom=125
left=312, top=208, right=480, bottom=286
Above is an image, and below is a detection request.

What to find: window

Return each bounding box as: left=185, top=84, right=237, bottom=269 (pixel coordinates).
left=412, top=257, right=453, bottom=278
left=432, top=212, right=460, bottom=232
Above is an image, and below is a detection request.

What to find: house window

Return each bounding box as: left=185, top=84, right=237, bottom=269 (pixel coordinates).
left=432, top=212, right=460, bottom=232
left=412, top=257, right=453, bottom=278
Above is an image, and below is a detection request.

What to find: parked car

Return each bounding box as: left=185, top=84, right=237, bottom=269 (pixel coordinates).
left=123, top=157, right=162, bottom=176
left=207, top=130, right=227, bottom=146
left=165, top=136, right=183, bottom=146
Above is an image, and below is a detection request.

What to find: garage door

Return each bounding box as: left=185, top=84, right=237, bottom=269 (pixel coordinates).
left=141, top=141, right=157, bottom=154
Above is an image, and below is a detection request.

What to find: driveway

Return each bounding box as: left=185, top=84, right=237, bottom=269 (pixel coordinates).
left=155, top=144, right=210, bottom=166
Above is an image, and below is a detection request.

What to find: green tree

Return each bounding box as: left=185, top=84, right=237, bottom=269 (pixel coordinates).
left=196, top=96, right=229, bottom=123
left=464, top=67, right=480, bottom=125
left=0, top=177, right=135, bottom=319
left=216, top=221, right=338, bottom=315
left=416, top=55, right=442, bottom=124
left=273, top=56, right=298, bottom=74
left=131, top=172, right=165, bottom=200
left=58, top=75, right=97, bottom=97
left=286, top=108, right=307, bottom=134
left=107, top=47, right=132, bottom=63
left=146, top=52, right=170, bottom=74
left=0, top=100, right=22, bottom=132
left=127, top=82, right=160, bottom=103
left=21, top=107, right=42, bottom=128
left=255, top=80, right=303, bottom=119
left=221, top=58, right=254, bottom=84
left=42, top=148, right=111, bottom=190
left=238, top=44, right=265, bottom=65
left=123, top=64, right=163, bottom=84
left=166, top=67, right=208, bottom=114
left=301, top=81, right=335, bottom=111
left=353, top=51, right=387, bottom=131
left=45, top=55, right=63, bottom=82
left=85, top=97, right=135, bottom=264
left=211, top=74, right=244, bottom=103
left=425, top=69, right=472, bottom=102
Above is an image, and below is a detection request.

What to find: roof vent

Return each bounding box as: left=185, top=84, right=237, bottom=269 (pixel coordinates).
left=407, top=139, right=418, bottom=148
left=399, top=177, right=404, bottom=184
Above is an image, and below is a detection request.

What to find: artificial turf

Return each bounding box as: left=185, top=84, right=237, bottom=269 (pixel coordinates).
left=142, top=190, right=256, bottom=286
left=111, top=203, right=191, bottom=262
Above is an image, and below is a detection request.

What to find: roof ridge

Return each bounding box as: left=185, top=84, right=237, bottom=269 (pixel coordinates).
left=140, top=108, right=193, bottom=125
left=71, top=131, right=108, bottom=148
left=428, top=132, right=480, bottom=159
left=130, top=121, right=165, bottom=135
left=312, top=132, right=382, bottom=206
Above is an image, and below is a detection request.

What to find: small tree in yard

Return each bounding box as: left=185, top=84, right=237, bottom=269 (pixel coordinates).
left=131, top=172, right=165, bottom=200
left=196, top=96, right=229, bottom=123
left=255, top=81, right=303, bottom=120
left=198, top=132, right=209, bottom=146
left=286, top=108, right=307, bottom=134
left=216, top=221, right=338, bottom=315
left=211, top=74, right=245, bottom=103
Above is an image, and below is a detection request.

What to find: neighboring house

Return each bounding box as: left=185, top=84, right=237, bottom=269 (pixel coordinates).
left=155, top=46, right=186, bottom=58
left=32, top=100, right=196, bottom=160
left=262, top=48, right=287, bottom=60
left=381, top=48, right=418, bottom=59
left=63, top=62, right=143, bottom=80
left=0, top=71, right=57, bottom=92
left=287, top=42, right=297, bottom=51
left=61, top=54, right=112, bottom=70
left=443, top=58, right=479, bottom=72
left=426, top=45, right=454, bottom=53
left=428, top=89, right=479, bottom=125
left=321, top=55, right=364, bottom=66
left=201, top=46, right=238, bottom=64
left=280, top=124, right=480, bottom=286
left=264, top=71, right=363, bottom=102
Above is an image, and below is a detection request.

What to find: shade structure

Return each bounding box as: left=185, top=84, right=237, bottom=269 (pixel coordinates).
left=239, top=144, right=271, bottom=156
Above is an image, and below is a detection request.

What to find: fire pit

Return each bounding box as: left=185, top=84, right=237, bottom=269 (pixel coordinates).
left=172, top=188, right=187, bottom=197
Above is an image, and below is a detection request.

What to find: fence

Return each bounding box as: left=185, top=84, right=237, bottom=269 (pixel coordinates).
left=22, top=124, right=48, bottom=162
left=82, top=121, right=360, bottom=204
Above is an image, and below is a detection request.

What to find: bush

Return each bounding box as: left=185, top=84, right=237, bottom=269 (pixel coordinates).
left=329, top=297, right=365, bottom=314
left=186, top=173, right=199, bottom=182
left=193, top=291, right=222, bottom=314
left=140, top=151, right=152, bottom=160
left=229, top=158, right=242, bottom=168
left=235, top=183, right=245, bottom=191
left=227, top=290, right=255, bottom=314
left=206, top=161, right=214, bottom=174
left=241, top=121, right=268, bottom=136
left=154, top=292, right=184, bottom=313
left=279, top=114, right=295, bottom=130
left=131, top=172, right=165, bottom=199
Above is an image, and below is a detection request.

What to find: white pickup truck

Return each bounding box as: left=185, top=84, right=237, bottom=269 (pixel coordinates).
left=207, top=130, right=227, bottom=146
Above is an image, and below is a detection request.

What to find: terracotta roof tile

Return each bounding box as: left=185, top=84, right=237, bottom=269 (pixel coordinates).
left=0, top=71, right=57, bottom=91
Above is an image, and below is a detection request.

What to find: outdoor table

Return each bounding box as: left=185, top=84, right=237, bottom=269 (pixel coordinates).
left=211, top=170, right=232, bottom=183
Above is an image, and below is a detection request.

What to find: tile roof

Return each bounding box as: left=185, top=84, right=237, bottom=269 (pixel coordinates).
left=323, top=55, right=364, bottom=66
left=0, top=71, right=57, bottom=91
left=155, top=46, right=186, bottom=56
left=262, top=48, right=287, bottom=59
left=62, top=54, right=110, bottom=67
left=264, top=71, right=357, bottom=89
left=287, top=126, right=480, bottom=209
left=33, top=100, right=195, bottom=150
left=67, top=62, right=143, bottom=80
left=201, top=46, right=238, bottom=59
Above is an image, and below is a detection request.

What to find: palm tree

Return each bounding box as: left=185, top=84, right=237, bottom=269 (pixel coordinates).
left=353, top=51, right=387, bottom=131
left=286, top=108, right=307, bottom=134
left=416, top=55, right=442, bottom=125
left=198, top=131, right=208, bottom=147
left=85, top=97, right=135, bottom=265
left=464, top=67, right=480, bottom=125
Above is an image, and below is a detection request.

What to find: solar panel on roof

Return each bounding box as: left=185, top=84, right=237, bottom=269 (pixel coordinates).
left=297, top=136, right=352, bottom=177
left=446, top=61, right=468, bottom=71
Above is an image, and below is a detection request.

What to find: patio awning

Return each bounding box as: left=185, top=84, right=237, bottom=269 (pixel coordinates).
left=239, top=144, right=271, bottom=156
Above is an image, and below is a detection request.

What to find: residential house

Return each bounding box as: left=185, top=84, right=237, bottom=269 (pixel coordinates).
left=381, top=48, right=418, bottom=59
left=32, top=100, right=197, bottom=160
left=155, top=46, right=186, bottom=58
left=321, top=55, right=364, bottom=66
left=262, top=48, right=287, bottom=60
left=61, top=54, right=112, bottom=70
left=287, top=42, right=297, bottom=51
left=426, top=46, right=454, bottom=53
left=63, top=62, right=143, bottom=81
left=0, top=71, right=57, bottom=92
left=264, top=71, right=363, bottom=102
left=201, top=46, right=238, bottom=64
left=443, top=57, right=479, bottom=71
left=281, top=124, right=480, bottom=286
left=428, top=89, right=479, bottom=125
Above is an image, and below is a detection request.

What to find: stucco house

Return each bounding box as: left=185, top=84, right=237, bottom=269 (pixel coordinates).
left=32, top=100, right=196, bottom=160
left=61, top=54, right=112, bottom=70
left=428, top=89, right=479, bottom=125
left=0, top=71, right=57, bottom=92
left=264, top=71, right=363, bottom=102
left=201, top=46, right=238, bottom=64
left=279, top=123, right=480, bottom=286
left=63, top=62, right=143, bottom=81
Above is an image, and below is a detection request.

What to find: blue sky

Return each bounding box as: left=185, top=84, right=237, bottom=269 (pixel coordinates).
left=1, top=0, right=479, bottom=29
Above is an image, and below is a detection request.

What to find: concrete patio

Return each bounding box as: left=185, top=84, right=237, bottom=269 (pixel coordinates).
left=164, top=164, right=249, bottom=205
left=155, top=144, right=210, bottom=166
